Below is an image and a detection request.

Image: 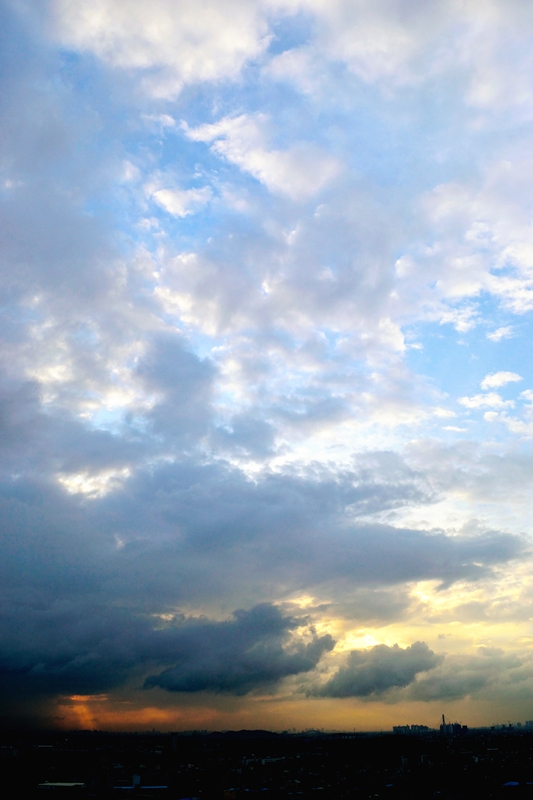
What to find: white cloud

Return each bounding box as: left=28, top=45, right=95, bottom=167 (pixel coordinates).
left=439, top=304, right=479, bottom=332
left=263, top=47, right=320, bottom=94
left=481, top=371, right=523, bottom=390
left=458, top=393, right=514, bottom=409
left=184, top=114, right=339, bottom=200
left=263, top=0, right=533, bottom=116
left=304, top=0, right=442, bottom=85
left=152, top=186, right=213, bottom=218
left=49, top=0, right=533, bottom=115
left=52, top=0, right=270, bottom=97
left=397, top=156, right=533, bottom=319
left=486, top=326, right=514, bottom=341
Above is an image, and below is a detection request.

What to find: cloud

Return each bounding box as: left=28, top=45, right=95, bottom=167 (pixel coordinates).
left=300, top=0, right=448, bottom=86
left=145, top=604, right=335, bottom=694
left=264, top=46, right=321, bottom=94
left=486, top=326, right=515, bottom=341
left=211, top=412, right=277, bottom=458
left=438, top=305, right=479, bottom=333
left=89, top=458, right=521, bottom=603
left=458, top=393, right=514, bottom=409
left=481, top=371, right=523, bottom=390
left=51, top=0, right=270, bottom=98
left=49, top=0, right=533, bottom=113
left=0, top=598, right=333, bottom=702
left=151, top=186, right=213, bottom=218
left=412, top=157, right=533, bottom=316
left=315, top=642, right=441, bottom=698
left=183, top=114, right=339, bottom=199
left=409, top=648, right=525, bottom=702
left=135, top=332, right=216, bottom=444
left=406, top=438, right=533, bottom=509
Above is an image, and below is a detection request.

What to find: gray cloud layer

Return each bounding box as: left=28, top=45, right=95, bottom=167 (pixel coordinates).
left=315, top=642, right=441, bottom=698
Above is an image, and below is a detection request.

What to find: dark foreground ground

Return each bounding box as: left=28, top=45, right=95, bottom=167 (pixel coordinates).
left=3, top=727, right=533, bottom=799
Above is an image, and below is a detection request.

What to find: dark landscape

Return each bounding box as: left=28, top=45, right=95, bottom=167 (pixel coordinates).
left=6, top=727, right=533, bottom=799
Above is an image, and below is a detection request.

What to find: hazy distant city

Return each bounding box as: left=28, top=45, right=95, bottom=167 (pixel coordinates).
left=6, top=723, right=533, bottom=799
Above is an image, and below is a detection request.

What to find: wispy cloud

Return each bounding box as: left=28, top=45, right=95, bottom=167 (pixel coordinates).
left=487, top=326, right=515, bottom=342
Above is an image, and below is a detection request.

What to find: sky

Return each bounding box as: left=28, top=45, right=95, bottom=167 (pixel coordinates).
left=3, top=0, right=533, bottom=733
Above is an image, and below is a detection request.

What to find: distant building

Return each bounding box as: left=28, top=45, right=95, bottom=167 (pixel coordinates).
left=439, top=714, right=468, bottom=736
left=392, top=724, right=431, bottom=734
left=411, top=725, right=431, bottom=734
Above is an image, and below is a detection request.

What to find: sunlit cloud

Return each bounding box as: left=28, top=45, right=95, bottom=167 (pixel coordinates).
left=57, top=468, right=132, bottom=497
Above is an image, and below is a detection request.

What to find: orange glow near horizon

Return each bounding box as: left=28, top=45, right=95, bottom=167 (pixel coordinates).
left=57, top=695, right=230, bottom=731
left=50, top=689, right=533, bottom=734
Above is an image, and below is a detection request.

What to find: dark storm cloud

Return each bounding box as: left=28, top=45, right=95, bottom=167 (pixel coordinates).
left=0, top=601, right=147, bottom=697
left=144, top=603, right=335, bottom=694
left=315, top=642, right=441, bottom=698
left=0, top=601, right=332, bottom=703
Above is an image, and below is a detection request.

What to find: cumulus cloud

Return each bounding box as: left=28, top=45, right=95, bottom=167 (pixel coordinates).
left=145, top=604, right=335, bottom=694
left=458, top=393, right=514, bottom=409
left=49, top=0, right=533, bottom=112
left=315, top=642, right=441, bottom=698
left=481, top=371, right=523, bottom=390
left=411, top=158, right=533, bottom=316
left=0, top=600, right=333, bottom=711
left=51, top=0, right=270, bottom=97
